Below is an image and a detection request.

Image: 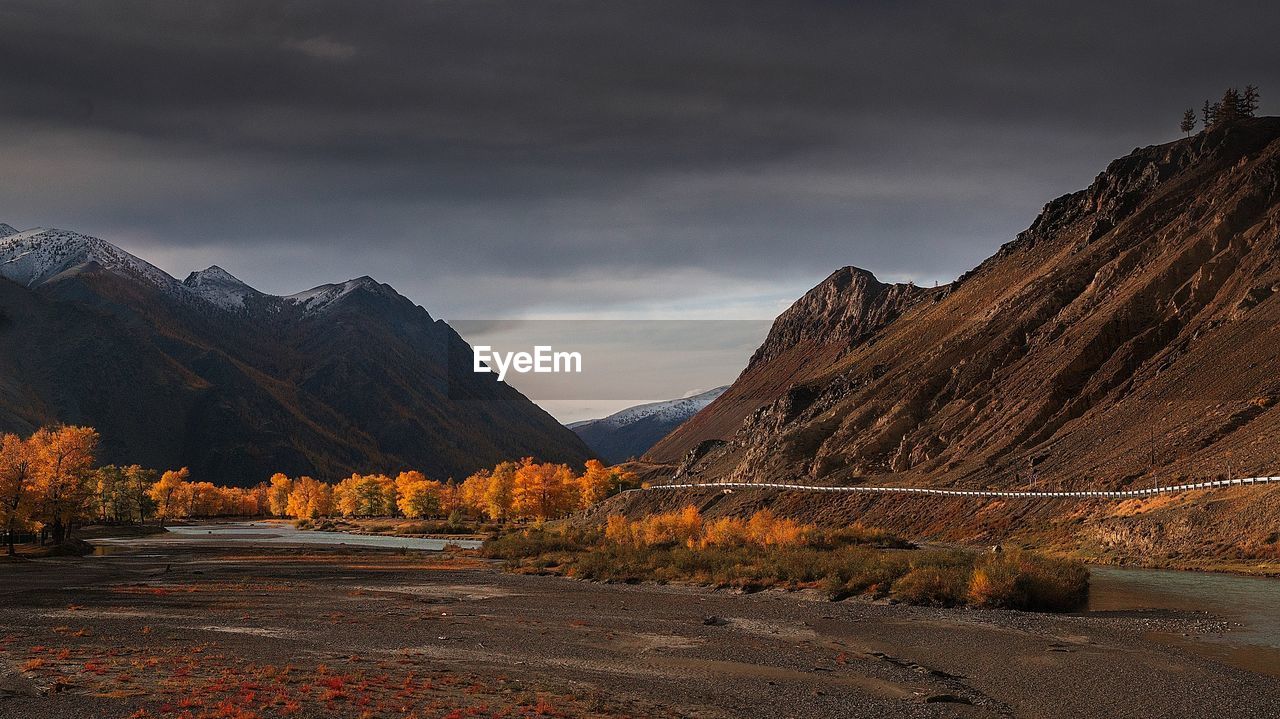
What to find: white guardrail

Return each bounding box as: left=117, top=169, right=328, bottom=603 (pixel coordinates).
left=629, top=475, right=1278, bottom=499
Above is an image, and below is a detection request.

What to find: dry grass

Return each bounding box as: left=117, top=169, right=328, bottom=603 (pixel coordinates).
left=485, top=508, right=1088, bottom=612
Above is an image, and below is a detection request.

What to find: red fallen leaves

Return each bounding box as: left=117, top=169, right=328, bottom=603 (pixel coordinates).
left=16, top=638, right=640, bottom=718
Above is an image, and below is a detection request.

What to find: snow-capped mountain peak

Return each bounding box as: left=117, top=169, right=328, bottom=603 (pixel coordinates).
left=568, top=385, right=730, bottom=463
left=183, top=265, right=264, bottom=309
left=0, top=226, right=180, bottom=292
left=285, top=276, right=397, bottom=315
left=589, top=385, right=729, bottom=429
left=1, top=222, right=416, bottom=319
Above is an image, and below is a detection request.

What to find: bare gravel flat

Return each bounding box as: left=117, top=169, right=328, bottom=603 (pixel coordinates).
left=2, top=538, right=1277, bottom=718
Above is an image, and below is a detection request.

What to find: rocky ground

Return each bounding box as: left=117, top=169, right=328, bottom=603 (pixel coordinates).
left=2, top=538, right=1278, bottom=719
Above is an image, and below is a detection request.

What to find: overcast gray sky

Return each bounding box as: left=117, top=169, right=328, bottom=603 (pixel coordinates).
left=2, top=1, right=1278, bottom=418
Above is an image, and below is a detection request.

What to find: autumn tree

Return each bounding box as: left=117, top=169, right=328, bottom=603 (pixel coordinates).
left=0, top=434, right=33, bottom=555
left=577, top=460, right=636, bottom=508
left=459, top=469, right=490, bottom=519
left=333, top=474, right=394, bottom=517
left=512, top=459, right=579, bottom=521
left=148, top=468, right=191, bottom=527
left=248, top=482, right=270, bottom=517
left=28, top=425, right=99, bottom=544
left=186, top=481, right=223, bottom=517
left=396, top=475, right=443, bottom=519
left=286, top=476, right=333, bottom=519
left=577, top=460, right=613, bottom=507
left=267, top=473, right=293, bottom=518
left=483, top=461, right=519, bottom=522
left=437, top=480, right=463, bottom=517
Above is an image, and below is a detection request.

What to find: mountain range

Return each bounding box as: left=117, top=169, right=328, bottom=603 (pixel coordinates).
left=0, top=224, right=591, bottom=486
left=652, top=117, right=1280, bottom=492
left=568, top=386, right=728, bottom=463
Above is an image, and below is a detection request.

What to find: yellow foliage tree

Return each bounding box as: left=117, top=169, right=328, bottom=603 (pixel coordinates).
left=483, top=461, right=519, bottom=522
left=148, top=468, right=190, bottom=527
left=578, top=459, right=633, bottom=507
left=459, top=470, right=490, bottom=519
left=396, top=478, right=443, bottom=519
left=267, top=473, right=293, bottom=518
left=286, top=476, right=333, bottom=519
left=28, top=425, right=99, bottom=544
left=511, top=459, right=579, bottom=521
left=0, top=433, right=34, bottom=555
left=333, top=474, right=393, bottom=517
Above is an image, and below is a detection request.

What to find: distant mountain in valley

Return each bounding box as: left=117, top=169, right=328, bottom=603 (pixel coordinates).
left=0, top=224, right=592, bottom=485
left=569, top=386, right=728, bottom=463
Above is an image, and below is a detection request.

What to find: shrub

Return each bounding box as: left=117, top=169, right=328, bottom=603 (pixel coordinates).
left=700, top=517, right=750, bottom=547
left=745, top=509, right=809, bottom=547
left=293, top=518, right=314, bottom=530
left=1015, top=553, right=1089, bottom=612
left=640, top=506, right=703, bottom=547
left=810, top=524, right=913, bottom=550
left=968, top=551, right=1088, bottom=611
left=891, top=566, right=969, bottom=607
left=824, top=546, right=912, bottom=599
left=480, top=513, right=1087, bottom=613
left=968, top=562, right=1025, bottom=608
left=481, top=526, right=598, bottom=561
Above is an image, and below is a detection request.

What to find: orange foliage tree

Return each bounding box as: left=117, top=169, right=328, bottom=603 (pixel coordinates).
left=0, top=433, right=34, bottom=555
left=511, top=458, right=579, bottom=521
left=286, top=476, right=333, bottom=519
left=28, top=425, right=100, bottom=544
left=267, top=473, right=293, bottom=518
left=148, top=467, right=190, bottom=527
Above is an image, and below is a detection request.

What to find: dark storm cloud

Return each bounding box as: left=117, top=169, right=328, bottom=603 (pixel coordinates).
left=2, top=0, right=1279, bottom=318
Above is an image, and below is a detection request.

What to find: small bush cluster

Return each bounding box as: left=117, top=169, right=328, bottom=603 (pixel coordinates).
left=483, top=507, right=1088, bottom=612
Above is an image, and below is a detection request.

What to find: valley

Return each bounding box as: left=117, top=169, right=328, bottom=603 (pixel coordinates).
left=3, top=531, right=1278, bottom=719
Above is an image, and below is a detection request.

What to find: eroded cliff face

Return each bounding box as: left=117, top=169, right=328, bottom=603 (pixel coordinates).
left=743, top=267, right=943, bottom=371
left=677, top=117, right=1280, bottom=491
left=645, top=267, right=940, bottom=464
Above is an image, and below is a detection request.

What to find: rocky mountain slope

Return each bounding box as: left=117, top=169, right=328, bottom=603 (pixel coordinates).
left=570, top=386, right=728, bottom=463
left=646, top=267, right=944, bottom=463
left=0, top=226, right=591, bottom=485
left=659, top=117, right=1280, bottom=496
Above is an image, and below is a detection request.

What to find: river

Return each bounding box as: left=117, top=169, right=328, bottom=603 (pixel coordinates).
left=91, top=521, right=483, bottom=552
left=1090, top=566, right=1280, bottom=677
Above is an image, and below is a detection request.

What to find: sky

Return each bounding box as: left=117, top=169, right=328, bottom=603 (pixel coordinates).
left=2, top=0, right=1278, bottom=419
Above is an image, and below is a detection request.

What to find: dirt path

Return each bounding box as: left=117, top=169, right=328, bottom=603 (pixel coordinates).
left=2, top=542, right=1277, bottom=718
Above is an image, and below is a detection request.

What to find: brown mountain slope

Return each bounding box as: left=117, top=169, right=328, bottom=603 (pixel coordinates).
left=646, top=267, right=944, bottom=463
left=668, top=117, right=1280, bottom=493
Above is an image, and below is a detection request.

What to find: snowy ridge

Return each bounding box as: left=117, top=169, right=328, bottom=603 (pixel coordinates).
left=183, top=265, right=265, bottom=309
left=0, top=227, right=181, bottom=292
left=284, top=276, right=395, bottom=315
left=0, top=222, right=404, bottom=317
left=577, top=386, right=729, bottom=430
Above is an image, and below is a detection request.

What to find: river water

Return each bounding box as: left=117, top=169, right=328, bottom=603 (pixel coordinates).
left=1089, top=566, right=1280, bottom=676
left=92, top=521, right=483, bottom=552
